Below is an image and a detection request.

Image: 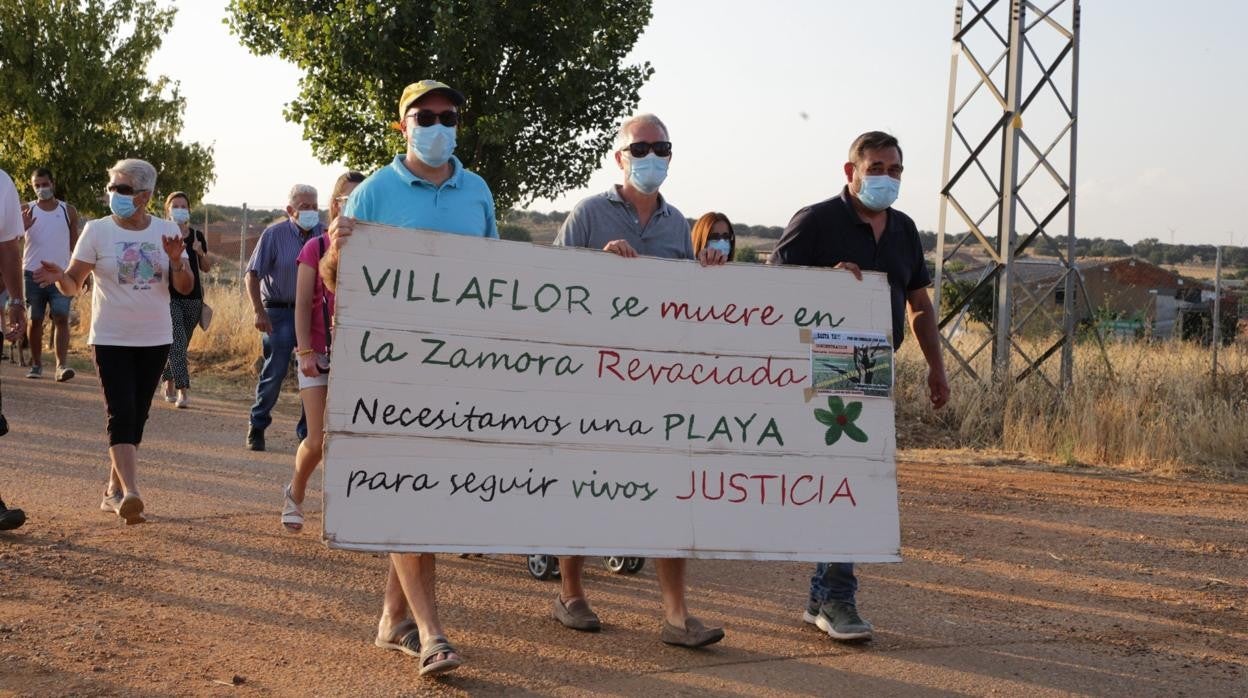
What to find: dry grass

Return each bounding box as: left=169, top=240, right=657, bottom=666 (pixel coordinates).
left=66, top=283, right=1245, bottom=478
left=186, top=284, right=262, bottom=375
left=895, top=332, right=1248, bottom=478
left=67, top=281, right=261, bottom=380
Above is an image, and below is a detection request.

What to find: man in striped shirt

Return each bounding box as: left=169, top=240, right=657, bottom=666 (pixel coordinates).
left=245, top=184, right=321, bottom=451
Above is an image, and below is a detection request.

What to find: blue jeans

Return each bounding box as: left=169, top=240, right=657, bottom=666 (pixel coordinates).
left=248, top=307, right=307, bottom=437
left=25, top=271, right=71, bottom=320
left=809, top=563, right=858, bottom=607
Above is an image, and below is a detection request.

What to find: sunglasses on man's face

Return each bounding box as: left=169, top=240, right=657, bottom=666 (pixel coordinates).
left=407, top=109, right=460, bottom=128
left=106, top=183, right=143, bottom=196
left=624, top=141, right=672, bottom=158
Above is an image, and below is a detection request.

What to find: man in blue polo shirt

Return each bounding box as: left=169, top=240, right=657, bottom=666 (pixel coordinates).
left=771, top=130, right=950, bottom=643
left=320, top=79, right=495, bottom=679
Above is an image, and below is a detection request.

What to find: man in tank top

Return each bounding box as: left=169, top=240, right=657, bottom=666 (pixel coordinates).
left=22, top=167, right=79, bottom=381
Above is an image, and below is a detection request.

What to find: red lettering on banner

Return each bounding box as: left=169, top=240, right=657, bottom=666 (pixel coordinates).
left=675, top=471, right=857, bottom=507
left=660, top=301, right=784, bottom=326
left=596, top=350, right=805, bottom=387
left=829, top=477, right=857, bottom=506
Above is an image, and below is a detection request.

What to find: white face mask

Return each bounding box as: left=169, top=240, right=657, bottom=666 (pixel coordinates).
left=296, top=209, right=321, bottom=230
left=35, top=186, right=55, bottom=201
left=627, top=154, right=669, bottom=194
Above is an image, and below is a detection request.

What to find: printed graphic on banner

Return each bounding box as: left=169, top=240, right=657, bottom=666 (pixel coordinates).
left=810, top=329, right=893, bottom=398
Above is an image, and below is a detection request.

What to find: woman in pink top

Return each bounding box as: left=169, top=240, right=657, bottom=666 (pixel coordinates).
left=281, top=171, right=363, bottom=532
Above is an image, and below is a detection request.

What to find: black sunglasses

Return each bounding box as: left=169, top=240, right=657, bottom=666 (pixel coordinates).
left=624, top=141, right=672, bottom=158
left=106, top=183, right=144, bottom=196
left=407, top=109, right=460, bottom=128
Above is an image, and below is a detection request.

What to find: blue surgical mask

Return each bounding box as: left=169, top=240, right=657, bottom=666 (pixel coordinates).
left=296, top=210, right=320, bottom=230
left=856, top=175, right=901, bottom=211
left=707, top=239, right=732, bottom=257
left=109, top=191, right=137, bottom=218
left=409, top=124, right=457, bottom=167
left=627, top=154, right=669, bottom=194
left=170, top=207, right=190, bottom=224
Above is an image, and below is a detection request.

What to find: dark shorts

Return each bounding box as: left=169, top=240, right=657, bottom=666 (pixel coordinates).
left=24, top=270, right=71, bottom=320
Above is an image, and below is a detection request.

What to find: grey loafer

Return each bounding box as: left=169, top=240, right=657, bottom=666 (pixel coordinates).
left=553, top=596, right=602, bottom=632
left=660, top=616, right=724, bottom=648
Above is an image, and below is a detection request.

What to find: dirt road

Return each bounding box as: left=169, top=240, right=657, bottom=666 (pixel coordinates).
left=1, top=369, right=1245, bottom=696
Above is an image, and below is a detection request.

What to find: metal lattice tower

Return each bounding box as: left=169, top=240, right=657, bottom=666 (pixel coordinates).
left=932, top=0, right=1103, bottom=389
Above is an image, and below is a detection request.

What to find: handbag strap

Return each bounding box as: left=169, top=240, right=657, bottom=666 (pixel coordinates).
left=318, top=235, right=331, bottom=352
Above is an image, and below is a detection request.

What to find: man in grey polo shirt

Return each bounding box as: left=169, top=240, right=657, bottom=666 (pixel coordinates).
left=552, top=113, right=726, bottom=648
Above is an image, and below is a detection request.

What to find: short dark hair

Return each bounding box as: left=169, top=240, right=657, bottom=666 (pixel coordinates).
left=31, top=167, right=53, bottom=181
left=848, top=131, right=902, bottom=164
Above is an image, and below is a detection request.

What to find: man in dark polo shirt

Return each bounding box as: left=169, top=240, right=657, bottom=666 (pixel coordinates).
left=771, top=130, right=949, bottom=642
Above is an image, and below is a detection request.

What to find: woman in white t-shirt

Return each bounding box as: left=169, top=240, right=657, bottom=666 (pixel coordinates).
left=33, top=159, right=192, bottom=524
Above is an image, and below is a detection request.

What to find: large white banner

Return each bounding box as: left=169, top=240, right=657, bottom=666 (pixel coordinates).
left=323, top=223, right=901, bottom=562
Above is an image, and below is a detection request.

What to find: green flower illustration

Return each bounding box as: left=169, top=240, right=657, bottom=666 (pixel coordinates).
left=814, top=396, right=868, bottom=445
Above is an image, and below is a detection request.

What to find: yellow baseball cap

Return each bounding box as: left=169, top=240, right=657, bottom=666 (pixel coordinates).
left=398, top=80, right=465, bottom=119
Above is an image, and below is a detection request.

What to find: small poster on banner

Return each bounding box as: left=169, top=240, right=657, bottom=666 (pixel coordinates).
left=810, top=329, right=893, bottom=398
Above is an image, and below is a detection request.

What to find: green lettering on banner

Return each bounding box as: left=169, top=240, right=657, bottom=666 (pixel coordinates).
left=534, top=283, right=562, bottom=312
left=360, top=330, right=410, bottom=364
left=793, top=307, right=845, bottom=328
left=757, top=418, right=784, bottom=446
left=362, top=266, right=390, bottom=296
left=420, top=338, right=583, bottom=376
left=431, top=273, right=451, bottom=303
left=457, top=277, right=485, bottom=308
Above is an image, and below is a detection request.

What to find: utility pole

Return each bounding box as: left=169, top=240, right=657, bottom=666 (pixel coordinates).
left=1212, top=246, right=1222, bottom=382
left=933, top=0, right=1107, bottom=390
left=239, top=203, right=248, bottom=293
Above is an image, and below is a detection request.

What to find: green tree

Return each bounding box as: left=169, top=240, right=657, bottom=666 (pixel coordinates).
left=498, top=223, right=531, bottom=242
left=940, top=276, right=994, bottom=327
left=0, top=0, right=215, bottom=216
left=734, top=245, right=759, bottom=264
left=227, top=0, right=653, bottom=212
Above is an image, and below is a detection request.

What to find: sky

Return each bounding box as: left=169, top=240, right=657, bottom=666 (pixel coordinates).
left=150, top=1, right=1246, bottom=246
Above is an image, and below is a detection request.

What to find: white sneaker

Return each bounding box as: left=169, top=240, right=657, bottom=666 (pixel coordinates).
left=176, top=391, right=189, bottom=409
left=100, top=490, right=123, bottom=513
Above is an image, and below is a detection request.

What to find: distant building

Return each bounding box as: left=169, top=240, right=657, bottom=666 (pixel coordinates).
left=951, top=257, right=1236, bottom=340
